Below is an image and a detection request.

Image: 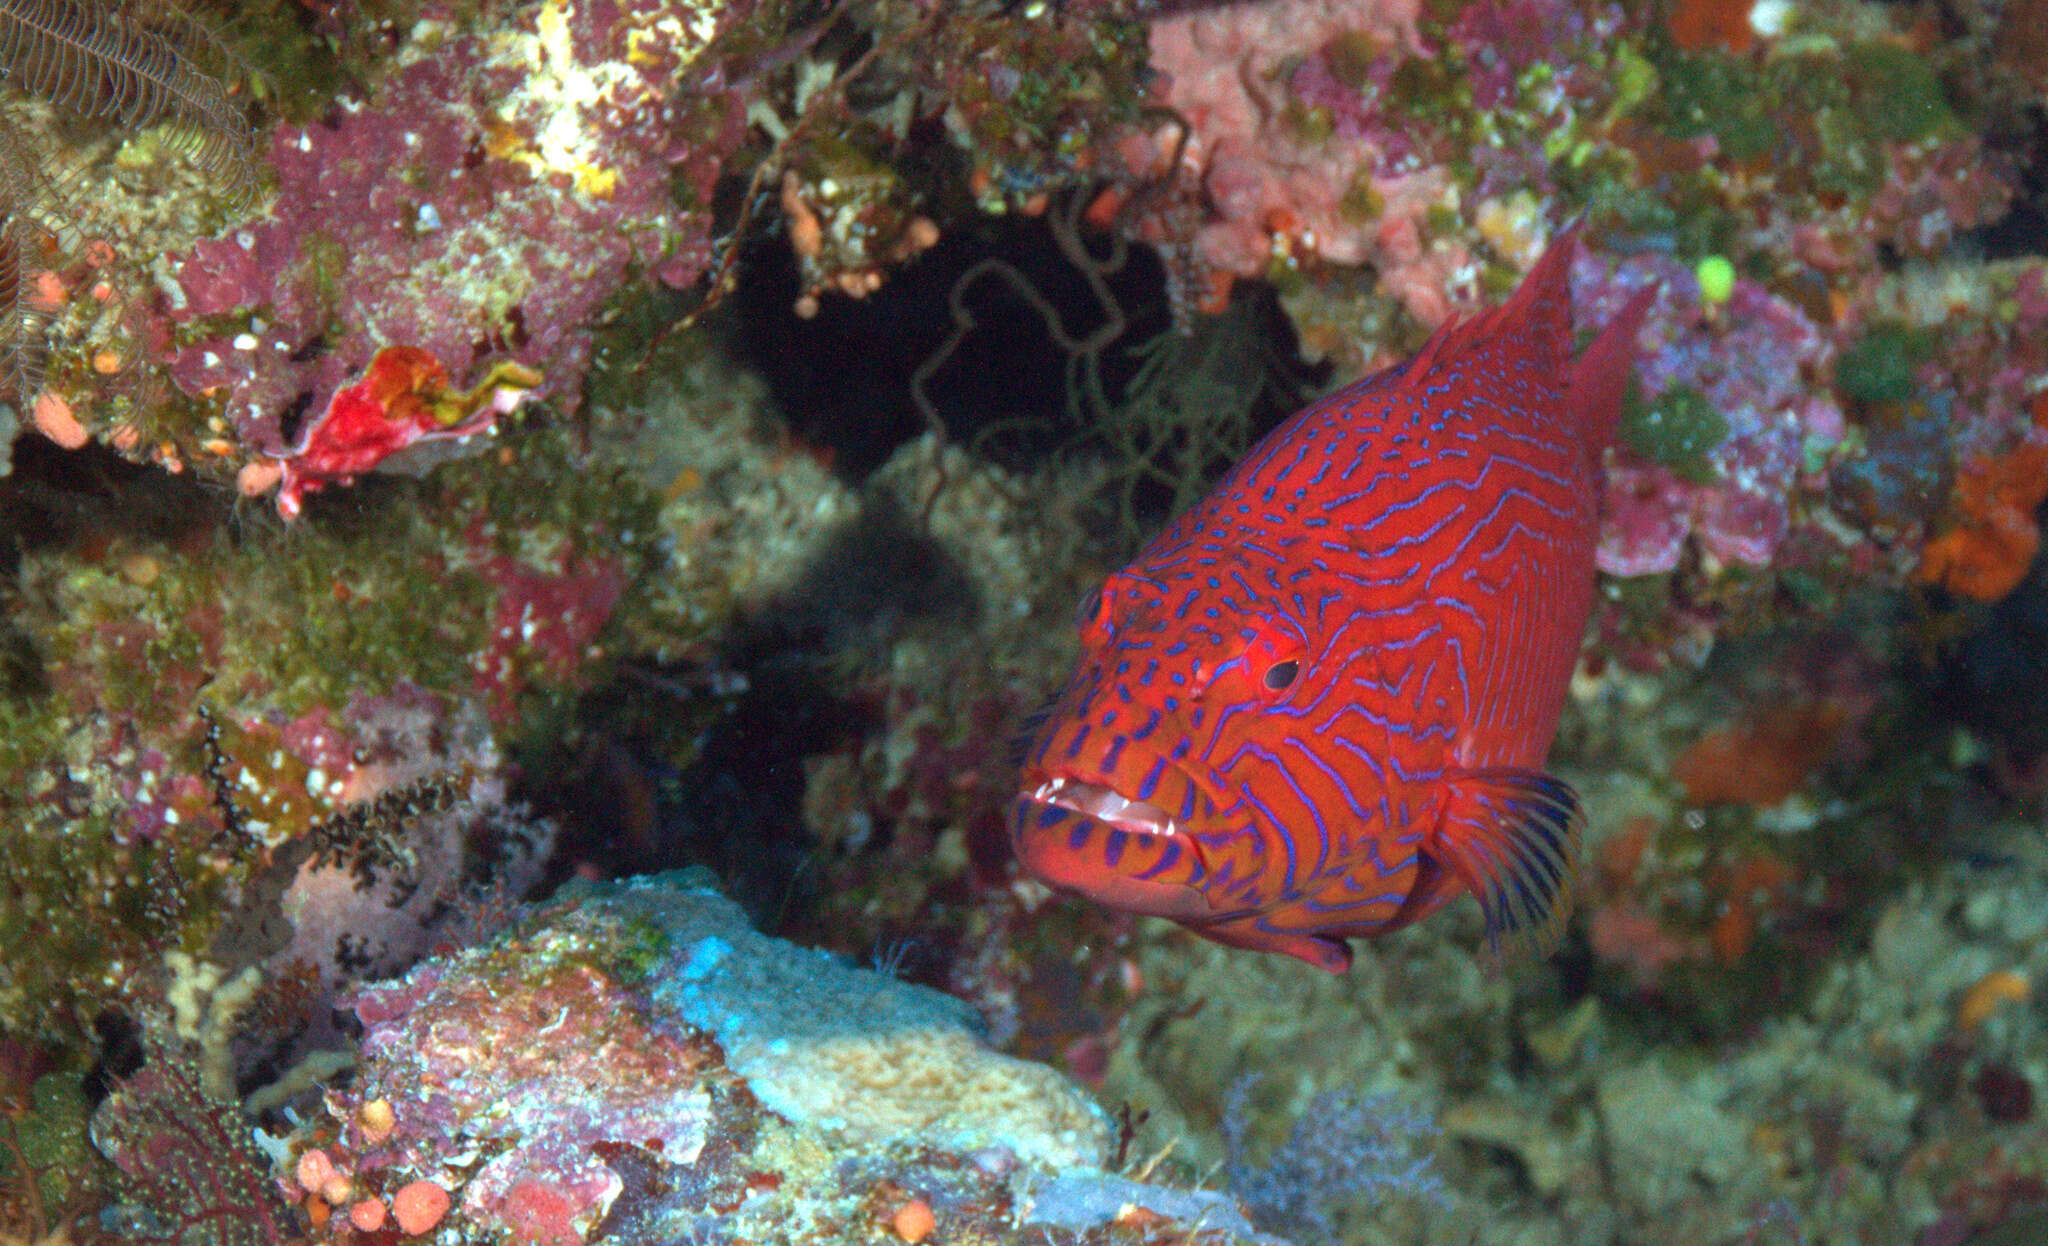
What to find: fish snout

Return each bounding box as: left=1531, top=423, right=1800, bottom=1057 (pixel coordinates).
left=1010, top=781, right=1216, bottom=921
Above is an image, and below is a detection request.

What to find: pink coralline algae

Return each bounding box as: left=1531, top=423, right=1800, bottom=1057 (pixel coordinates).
left=468, top=539, right=626, bottom=725
left=337, top=943, right=717, bottom=1243
left=1579, top=247, right=2048, bottom=626
left=1575, top=250, right=1845, bottom=579
left=1127, top=0, right=1631, bottom=319
left=1131, top=0, right=1444, bottom=315
left=1861, top=136, right=2015, bottom=263
left=1861, top=264, right=2048, bottom=479
left=159, top=1, right=747, bottom=483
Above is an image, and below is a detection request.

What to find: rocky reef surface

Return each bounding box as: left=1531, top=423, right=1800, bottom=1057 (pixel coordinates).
left=267, top=870, right=1285, bottom=1244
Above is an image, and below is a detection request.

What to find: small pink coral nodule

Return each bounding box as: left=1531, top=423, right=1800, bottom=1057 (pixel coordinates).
left=358, top=1095, right=397, bottom=1146
left=349, top=1198, right=388, bottom=1232
left=392, top=1180, right=452, bottom=1236
left=236, top=457, right=284, bottom=500
left=320, top=1173, right=353, bottom=1208
left=294, top=1148, right=335, bottom=1195
left=32, top=392, right=88, bottom=450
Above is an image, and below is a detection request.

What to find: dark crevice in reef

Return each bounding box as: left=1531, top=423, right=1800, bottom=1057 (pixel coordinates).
left=0, top=433, right=222, bottom=574
left=715, top=207, right=1174, bottom=480
left=515, top=657, right=874, bottom=934
left=0, top=435, right=225, bottom=698
left=1925, top=499, right=2048, bottom=786
left=1967, top=103, right=2048, bottom=261
left=513, top=495, right=976, bottom=933
left=721, top=490, right=980, bottom=669
left=712, top=200, right=1322, bottom=530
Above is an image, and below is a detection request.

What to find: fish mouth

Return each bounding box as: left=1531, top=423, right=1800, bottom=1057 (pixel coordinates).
left=1012, top=775, right=1218, bottom=921
left=1026, top=776, right=1184, bottom=839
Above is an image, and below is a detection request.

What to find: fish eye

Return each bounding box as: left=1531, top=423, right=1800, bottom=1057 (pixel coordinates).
left=1263, top=660, right=1299, bottom=691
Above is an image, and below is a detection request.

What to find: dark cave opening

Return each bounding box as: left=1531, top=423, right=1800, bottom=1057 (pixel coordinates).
left=710, top=199, right=1324, bottom=515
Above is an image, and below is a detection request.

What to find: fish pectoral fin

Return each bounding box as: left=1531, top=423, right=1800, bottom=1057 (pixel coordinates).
left=1430, top=768, right=1583, bottom=962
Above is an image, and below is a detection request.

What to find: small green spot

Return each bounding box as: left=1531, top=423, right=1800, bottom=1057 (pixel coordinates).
left=1385, top=55, right=1460, bottom=119
left=1620, top=384, right=1728, bottom=483
left=607, top=913, right=674, bottom=982
left=1695, top=255, right=1736, bottom=305
left=1606, top=43, right=1659, bottom=122
left=1338, top=174, right=1385, bottom=224
left=1779, top=568, right=1831, bottom=610
left=1322, top=29, right=1386, bottom=91
left=1799, top=431, right=1836, bottom=476
left=1835, top=322, right=1938, bottom=406
left=1843, top=41, right=1958, bottom=143
left=1480, top=263, right=1521, bottom=299
left=1282, top=99, right=1335, bottom=146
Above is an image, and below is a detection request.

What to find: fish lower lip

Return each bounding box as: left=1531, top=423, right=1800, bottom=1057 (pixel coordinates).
left=1029, top=777, right=1179, bottom=837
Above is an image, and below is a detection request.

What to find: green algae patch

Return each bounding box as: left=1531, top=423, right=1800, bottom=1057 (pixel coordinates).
left=1648, top=36, right=1964, bottom=203
left=603, top=912, right=677, bottom=986
left=0, top=794, right=229, bottom=1041
left=1841, top=42, right=1960, bottom=144
left=1836, top=322, right=1941, bottom=407
left=1654, top=48, right=1786, bottom=163
left=1621, top=384, right=1729, bottom=483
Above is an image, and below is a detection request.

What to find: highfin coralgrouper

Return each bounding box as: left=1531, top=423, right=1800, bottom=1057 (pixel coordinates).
left=1011, top=226, right=1655, bottom=972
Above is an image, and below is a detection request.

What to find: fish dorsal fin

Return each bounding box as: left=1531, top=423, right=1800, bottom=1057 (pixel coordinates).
left=1567, top=279, right=1658, bottom=456
left=1399, top=226, right=1580, bottom=387
left=1430, top=767, right=1583, bottom=960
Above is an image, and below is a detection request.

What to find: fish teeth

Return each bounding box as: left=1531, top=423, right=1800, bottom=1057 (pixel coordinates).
left=1031, top=777, right=1176, bottom=836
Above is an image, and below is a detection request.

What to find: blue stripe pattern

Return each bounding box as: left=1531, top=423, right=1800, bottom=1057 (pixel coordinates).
left=1009, top=229, right=1635, bottom=969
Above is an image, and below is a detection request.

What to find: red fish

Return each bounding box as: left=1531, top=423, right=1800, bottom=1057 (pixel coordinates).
left=1011, top=227, right=1654, bottom=972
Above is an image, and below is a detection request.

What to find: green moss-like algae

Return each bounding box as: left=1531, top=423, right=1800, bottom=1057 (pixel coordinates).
left=1650, top=38, right=1961, bottom=198
left=0, top=414, right=660, bottom=1043
left=1620, top=384, right=1729, bottom=483
left=1836, top=322, right=1941, bottom=407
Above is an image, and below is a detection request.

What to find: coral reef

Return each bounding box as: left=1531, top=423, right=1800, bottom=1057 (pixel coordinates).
left=108, top=0, right=1157, bottom=514
left=291, top=872, right=1270, bottom=1243
left=153, top=0, right=747, bottom=508
left=1579, top=249, right=1843, bottom=581
left=91, top=1021, right=297, bottom=1246
left=0, top=418, right=643, bottom=1045
left=0, top=0, right=2042, bottom=1243
left=1121, top=0, right=1639, bottom=321
left=1080, top=0, right=2035, bottom=668
left=737, top=3, right=1150, bottom=318
left=0, top=0, right=260, bottom=441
